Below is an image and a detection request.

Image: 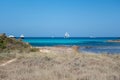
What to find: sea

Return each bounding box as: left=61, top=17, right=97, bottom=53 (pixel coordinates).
left=21, top=37, right=120, bottom=54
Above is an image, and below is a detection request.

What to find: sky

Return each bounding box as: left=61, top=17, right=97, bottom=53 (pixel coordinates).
left=0, top=0, right=120, bottom=37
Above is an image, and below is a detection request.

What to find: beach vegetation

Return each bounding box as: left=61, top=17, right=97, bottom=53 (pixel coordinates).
left=0, top=33, right=34, bottom=53
left=30, top=47, right=39, bottom=52
left=0, top=49, right=120, bottom=80
left=0, top=33, right=39, bottom=61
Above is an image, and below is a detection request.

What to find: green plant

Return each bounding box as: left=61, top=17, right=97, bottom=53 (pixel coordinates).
left=30, top=48, right=39, bottom=52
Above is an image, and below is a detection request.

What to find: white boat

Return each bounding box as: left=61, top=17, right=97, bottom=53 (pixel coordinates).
left=64, top=32, right=70, bottom=38
left=9, top=35, right=15, bottom=38
left=89, top=36, right=95, bottom=38
left=20, top=34, right=24, bottom=39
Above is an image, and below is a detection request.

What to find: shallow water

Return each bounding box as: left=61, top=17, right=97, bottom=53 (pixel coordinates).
left=22, top=37, right=120, bottom=54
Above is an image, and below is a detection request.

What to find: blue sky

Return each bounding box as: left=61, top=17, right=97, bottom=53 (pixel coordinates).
left=0, top=0, right=120, bottom=37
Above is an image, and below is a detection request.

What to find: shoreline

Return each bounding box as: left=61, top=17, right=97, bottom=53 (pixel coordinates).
left=107, top=40, right=120, bottom=42
left=0, top=44, right=120, bottom=80
left=35, top=45, right=120, bottom=54
left=0, top=46, right=120, bottom=80
left=35, top=46, right=120, bottom=54
left=37, top=46, right=79, bottom=54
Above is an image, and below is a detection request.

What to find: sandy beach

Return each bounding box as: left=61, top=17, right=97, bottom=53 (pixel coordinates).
left=0, top=46, right=120, bottom=80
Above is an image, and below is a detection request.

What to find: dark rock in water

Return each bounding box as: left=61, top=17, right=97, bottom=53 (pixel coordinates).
left=84, top=46, right=93, bottom=49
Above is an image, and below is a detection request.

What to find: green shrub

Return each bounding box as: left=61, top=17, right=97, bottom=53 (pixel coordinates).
left=0, top=33, right=31, bottom=53
left=30, top=48, right=39, bottom=52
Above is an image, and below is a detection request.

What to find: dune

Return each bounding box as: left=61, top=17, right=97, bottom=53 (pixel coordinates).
left=0, top=47, right=120, bottom=80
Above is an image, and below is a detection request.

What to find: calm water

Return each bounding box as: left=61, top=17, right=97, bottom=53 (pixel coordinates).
left=22, top=37, right=120, bottom=54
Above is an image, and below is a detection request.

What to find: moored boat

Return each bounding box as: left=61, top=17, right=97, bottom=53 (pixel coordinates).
left=20, top=34, right=24, bottom=39
left=64, top=32, right=70, bottom=38
left=8, top=35, right=15, bottom=38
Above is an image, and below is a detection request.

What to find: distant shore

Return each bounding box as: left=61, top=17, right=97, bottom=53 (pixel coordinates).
left=107, top=40, right=120, bottom=42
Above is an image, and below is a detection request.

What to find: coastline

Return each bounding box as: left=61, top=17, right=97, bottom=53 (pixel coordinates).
left=0, top=34, right=120, bottom=80
left=107, top=40, right=120, bottom=42
left=0, top=46, right=120, bottom=80
left=22, top=37, right=120, bottom=54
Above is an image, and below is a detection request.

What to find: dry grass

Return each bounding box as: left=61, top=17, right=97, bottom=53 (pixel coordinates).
left=0, top=47, right=120, bottom=80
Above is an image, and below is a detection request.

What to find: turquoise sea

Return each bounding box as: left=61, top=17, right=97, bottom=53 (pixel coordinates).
left=22, top=37, right=120, bottom=54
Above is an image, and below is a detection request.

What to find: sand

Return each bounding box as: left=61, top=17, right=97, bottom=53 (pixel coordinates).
left=0, top=47, right=120, bottom=80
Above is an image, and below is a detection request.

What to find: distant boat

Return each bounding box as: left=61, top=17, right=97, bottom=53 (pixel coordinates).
left=9, top=35, right=15, bottom=38
left=64, top=32, right=70, bottom=38
left=20, top=34, right=24, bottom=39
left=89, top=36, right=95, bottom=38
